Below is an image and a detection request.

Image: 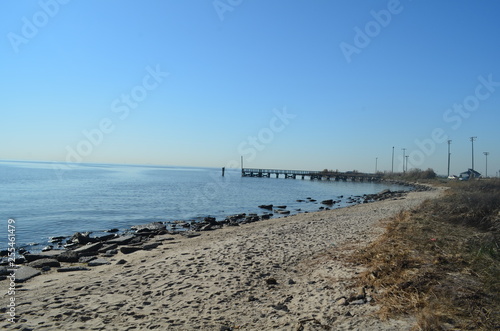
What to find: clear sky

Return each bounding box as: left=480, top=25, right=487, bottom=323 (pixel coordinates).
left=1, top=0, right=499, bottom=175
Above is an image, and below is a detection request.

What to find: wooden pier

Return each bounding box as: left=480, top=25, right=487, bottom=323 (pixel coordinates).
left=241, top=168, right=382, bottom=182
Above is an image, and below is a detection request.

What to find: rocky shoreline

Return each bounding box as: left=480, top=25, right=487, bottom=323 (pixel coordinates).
left=1, top=185, right=441, bottom=330
left=1, top=184, right=433, bottom=285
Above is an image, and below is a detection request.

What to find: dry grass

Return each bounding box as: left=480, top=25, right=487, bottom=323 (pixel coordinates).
left=351, top=179, right=500, bottom=330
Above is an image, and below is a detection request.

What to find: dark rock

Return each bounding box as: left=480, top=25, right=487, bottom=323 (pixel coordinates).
left=142, top=242, right=160, bottom=250
left=24, top=251, right=62, bottom=262
left=15, top=256, right=26, bottom=264
left=120, top=246, right=142, bottom=254
left=116, top=259, right=127, bottom=265
left=129, top=236, right=146, bottom=245
left=180, top=232, right=201, bottom=238
left=266, top=278, right=278, bottom=285
left=258, top=205, right=273, bottom=210
left=64, top=242, right=78, bottom=249
left=98, top=244, right=118, bottom=254
left=135, top=230, right=160, bottom=237
left=199, top=224, right=214, bottom=231
left=49, top=236, right=66, bottom=243
left=203, top=217, right=217, bottom=225
left=105, top=235, right=136, bottom=246
left=0, top=266, right=10, bottom=276
left=57, top=267, right=89, bottom=272
left=349, top=299, right=365, bottom=305
left=41, top=245, right=53, bottom=252
left=39, top=249, right=65, bottom=259
left=95, top=234, right=117, bottom=242
left=104, top=249, right=118, bottom=256
left=288, top=279, right=296, bottom=285
left=321, top=199, right=334, bottom=205
left=69, top=232, right=93, bottom=245
left=131, top=222, right=166, bottom=232
left=273, top=303, right=289, bottom=312
left=14, top=266, right=41, bottom=282
left=276, top=205, right=287, bottom=209
left=243, top=216, right=260, bottom=223
left=88, top=258, right=110, bottom=267
left=106, top=228, right=119, bottom=233
left=27, top=258, right=60, bottom=269
left=261, top=214, right=271, bottom=220
left=79, top=256, right=97, bottom=264
left=57, top=250, right=80, bottom=263
left=72, top=242, right=102, bottom=256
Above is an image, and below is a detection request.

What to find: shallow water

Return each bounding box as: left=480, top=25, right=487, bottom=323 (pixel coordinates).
left=0, top=160, right=408, bottom=251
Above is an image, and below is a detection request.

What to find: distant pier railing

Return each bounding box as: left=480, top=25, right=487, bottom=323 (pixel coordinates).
left=241, top=168, right=382, bottom=182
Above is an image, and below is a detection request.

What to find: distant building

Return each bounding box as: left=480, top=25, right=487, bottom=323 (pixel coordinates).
left=459, top=168, right=482, bottom=180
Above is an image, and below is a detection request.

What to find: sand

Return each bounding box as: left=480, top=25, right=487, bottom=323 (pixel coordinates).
left=1, top=187, right=442, bottom=330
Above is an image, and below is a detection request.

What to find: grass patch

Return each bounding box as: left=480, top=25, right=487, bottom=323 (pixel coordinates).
left=352, top=179, right=500, bottom=330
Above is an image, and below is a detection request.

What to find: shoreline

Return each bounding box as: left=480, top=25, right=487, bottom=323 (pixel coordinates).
left=1, top=186, right=442, bottom=330
left=7, top=181, right=421, bottom=254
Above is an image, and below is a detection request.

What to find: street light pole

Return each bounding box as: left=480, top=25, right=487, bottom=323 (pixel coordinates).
left=391, top=146, right=394, bottom=173
left=483, top=152, right=489, bottom=177
left=447, top=140, right=452, bottom=177
left=402, top=148, right=406, bottom=173
left=470, top=137, right=477, bottom=171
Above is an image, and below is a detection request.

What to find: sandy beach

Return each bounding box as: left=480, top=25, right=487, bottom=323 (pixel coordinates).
left=2, top=188, right=442, bottom=330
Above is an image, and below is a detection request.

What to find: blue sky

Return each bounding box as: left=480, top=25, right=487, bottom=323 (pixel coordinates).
left=1, top=0, right=499, bottom=175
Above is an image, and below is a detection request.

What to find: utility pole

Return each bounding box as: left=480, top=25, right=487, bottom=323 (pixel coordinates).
left=391, top=146, right=394, bottom=173
left=405, top=155, right=409, bottom=173
left=483, top=152, right=489, bottom=177
left=375, top=157, right=378, bottom=173
left=470, top=137, right=477, bottom=171
left=447, top=139, right=452, bottom=177
left=402, top=148, right=406, bottom=173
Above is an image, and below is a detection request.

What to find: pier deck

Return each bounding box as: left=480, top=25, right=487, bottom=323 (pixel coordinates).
left=241, top=168, right=382, bottom=182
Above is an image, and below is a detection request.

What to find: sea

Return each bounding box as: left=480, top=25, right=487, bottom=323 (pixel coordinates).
left=0, top=160, right=409, bottom=253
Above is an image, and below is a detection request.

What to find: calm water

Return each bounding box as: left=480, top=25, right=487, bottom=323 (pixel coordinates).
left=0, top=161, right=408, bottom=252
